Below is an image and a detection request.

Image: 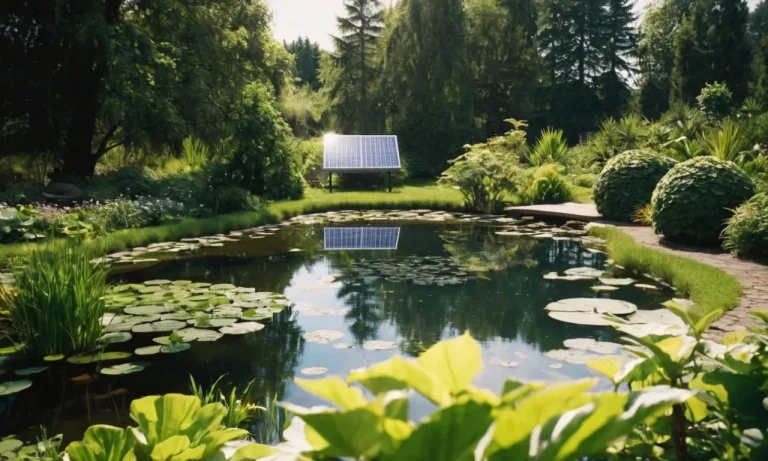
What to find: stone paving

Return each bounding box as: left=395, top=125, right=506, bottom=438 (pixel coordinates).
left=505, top=202, right=603, bottom=221
left=609, top=223, right=768, bottom=339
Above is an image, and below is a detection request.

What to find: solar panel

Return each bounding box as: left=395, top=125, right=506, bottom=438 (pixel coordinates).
left=323, top=135, right=401, bottom=172
left=324, top=227, right=401, bottom=250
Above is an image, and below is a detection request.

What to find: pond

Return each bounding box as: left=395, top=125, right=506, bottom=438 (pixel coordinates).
left=0, top=211, right=676, bottom=442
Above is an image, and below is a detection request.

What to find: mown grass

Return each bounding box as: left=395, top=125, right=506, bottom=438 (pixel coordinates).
left=590, top=226, right=742, bottom=315
left=0, top=184, right=463, bottom=263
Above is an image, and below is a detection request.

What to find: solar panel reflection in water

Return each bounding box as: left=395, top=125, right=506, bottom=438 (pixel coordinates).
left=323, top=227, right=401, bottom=250
left=323, top=135, right=401, bottom=171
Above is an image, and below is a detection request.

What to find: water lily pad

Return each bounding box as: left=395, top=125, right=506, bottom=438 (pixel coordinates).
left=190, top=318, right=237, bottom=328
left=545, top=298, right=637, bottom=315
left=143, top=279, right=172, bottom=286
left=43, top=354, right=64, bottom=362
left=0, top=379, right=32, bottom=395
left=190, top=282, right=211, bottom=289
left=211, top=307, right=242, bottom=318
left=132, top=320, right=187, bottom=333
left=300, top=367, right=328, bottom=376
left=300, top=308, right=348, bottom=316
left=0, top=344, right=25, bottom=356
left=99, top=332, right=132, bottom=344
left=103, top=315, right=162, bottom=332
left=543, top=272, right=593, bottom=281
left=14, top=366, right=48, bottom=376
left=303, top=330, right=344, bottom=344
left=161, top=312, right=193, bottom=321
left=135, top=345, right=162, bottom=356
left=219, top=322, right=265, bottom=335
left=362, top=340, right=397, bottom=351
left=138, top=286, right=162, bottom=294
left=210, top=283, right=236, bottom=291
left=124, top=305, right=175, bottom=316
left=67, top=352, right=132, bottom=364
left=171, top=280, right=193, bottom=286
left=333, top=343, right=352, bottom=349
left=625, top=309, right=686, bottom=326
left=161, top=343, right=191, bottom=353
left=548, top=311, right=617, bottom=326
left=489, top=357, right=519, bottom=368
left=545, top=349, right=613, bottom=364
left=176, top=328, right=224, bottom=342
left=563, top=338, right=621, bottom=355
left=635, top=283, right=659, bottom=290
left=598, top=278, right=635, bottom=286
left=550, top=363, right=563, bottom=369
left=241, top=309, right=273, bottom=321
left=590, top=285, right=619, bottom=292
left=564, top=267, right=604, bottom=278
left=101, top=362, right=148, bottom=375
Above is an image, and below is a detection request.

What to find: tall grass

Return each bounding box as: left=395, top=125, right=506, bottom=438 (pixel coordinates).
left=0, top=238, right=107, bottom=356
left=181, top=137, right=210, bottom=170
left=703, top=119, right=749, bottom=164
left=590, top=226, right=742, bottom=315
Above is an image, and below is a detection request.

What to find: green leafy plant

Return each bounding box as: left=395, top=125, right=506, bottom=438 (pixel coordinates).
left=438, top=119, right=523, bottom=213
left=661, top=102, right=708, bottom=140
left=703, top=119, right=750, bottom=164
left=652, top=156, right=755, bottom=244
left=189, top=375, right=260, bottom=429
left=181, top=137, right=210, bottom=170
left=526, top=128, right=568, bottom=166
left=697, top=81, right=733, bottom=122
left=521, top=165, right=574, bottom=204
left=722, top=192, right=768, bottom=258
left=594, top=149, right=677, bottom=221
left=0, top=238, right=107, bottom=356
left=632, top=203, right=654, bottom=225
left=740, top=97, right=764, bottom=120
left=0, top=205, right=47, bottom=243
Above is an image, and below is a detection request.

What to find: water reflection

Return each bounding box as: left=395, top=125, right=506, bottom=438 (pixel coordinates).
left=324, top=227, right=401, bottom=250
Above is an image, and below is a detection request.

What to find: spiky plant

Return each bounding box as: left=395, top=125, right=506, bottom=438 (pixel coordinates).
left=526, top=128, right=568, bottom=166
left=703, top=119, right=750, bottom=164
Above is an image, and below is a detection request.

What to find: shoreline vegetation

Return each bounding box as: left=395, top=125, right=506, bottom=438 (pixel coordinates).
left=1, top=184, right=743, bottom=318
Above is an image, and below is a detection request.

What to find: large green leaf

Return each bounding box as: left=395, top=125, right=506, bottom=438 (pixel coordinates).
left=230, top=444, right=277, bottom=461
left=417, top=332, right=481, bottom=394
left=347, top=356, right=450, bottom=405
left=295, top=377, right=367, bottom=410
left=149, top=435, right=189, bottom=461
left=65, top=425, right=137, bottom=461
left=381, top=397, right=493, bottom=461
left=296, top=407, right=384, bottom=458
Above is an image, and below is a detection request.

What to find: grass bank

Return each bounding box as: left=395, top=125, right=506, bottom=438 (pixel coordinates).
left=0, top=184, right=464, bottom=263
left=589, top=226, right=742, bottom=315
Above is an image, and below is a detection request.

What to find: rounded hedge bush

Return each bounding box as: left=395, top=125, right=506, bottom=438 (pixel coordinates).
left=594, top=149, right=677, bottom=221
left=652, top=156, right=755, bottom=244
left=723, top=193, right=768, bottom=258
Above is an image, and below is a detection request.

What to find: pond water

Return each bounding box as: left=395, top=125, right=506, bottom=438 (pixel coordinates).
left=0, top=217, right=674, bottom=442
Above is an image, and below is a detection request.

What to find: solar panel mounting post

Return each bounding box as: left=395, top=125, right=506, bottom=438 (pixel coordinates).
left=388, top=172, right=392, bottom=192
left=329, top=173, right=333, bottom=193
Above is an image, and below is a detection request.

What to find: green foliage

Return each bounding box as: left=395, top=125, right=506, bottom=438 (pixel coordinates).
left=66, top=426, right=137, bottom=461
left=180, top=137, right=211, bottom=171
left=285, top=37, right=322, bottom=90
left=521, top=165, right=574, bottom=204
left=573, top=174, right=596, bottom=188
left=297, top=138, right=326, bottom=188
left=279, top=85, right=328, bottom=138
left=211, top=187, right=259, bottom=215
left=594, top=149, right=677, bottom=221
left=437, top=121, right=524, bottom=213
left=652, top=156, right=755, bottom=243
left=109, top=167, right=157, bottom=198
left=189, top=375, right=259, bottom=429
left=703, top=119, right=751, bottom=164
left=697, top=82, right=734, bottom=121
left=0, top=238, right=107, bottom=356
left=723, top=192, right=768, bottom=258
left=591, top=226, right=741, bottom=314
left=526, top=128, right=568, bottom=166
left=0, top=205, right=47, bottom=243
left=661, top=102, right=708, bottom=140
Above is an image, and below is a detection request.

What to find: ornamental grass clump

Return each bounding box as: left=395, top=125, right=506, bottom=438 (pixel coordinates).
left=0, top=238, right=107, bottom=357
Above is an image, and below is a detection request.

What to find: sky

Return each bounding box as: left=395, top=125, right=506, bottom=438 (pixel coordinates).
left=266, top=0, right=760, bottom=52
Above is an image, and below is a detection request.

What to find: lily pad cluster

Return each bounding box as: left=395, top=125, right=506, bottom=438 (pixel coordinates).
left=495, top=220, right=590, bottom=241
left=101, top=280, right=291, bottom=342
left=546, top=298, right=638, bottom=326
left=0, top=272, right=14, bottom=289
left=545, top=337, right=625, bottom=365
left=347, top=255, right=472, bottom=286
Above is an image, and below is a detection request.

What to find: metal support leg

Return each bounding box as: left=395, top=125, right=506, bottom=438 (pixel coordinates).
left=388, top=172, right=392, bottom=192
left=329, top=173, right=333, bottom=193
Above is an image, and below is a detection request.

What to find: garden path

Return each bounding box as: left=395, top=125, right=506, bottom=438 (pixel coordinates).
left=610, top=224, right=768, bottom=340
left=505, top=202, right=602, bottom=221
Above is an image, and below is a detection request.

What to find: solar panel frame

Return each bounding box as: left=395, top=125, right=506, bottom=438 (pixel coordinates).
left=323, top=227, right=401, bottom=250
left=322, top=135, right=401, bottom=172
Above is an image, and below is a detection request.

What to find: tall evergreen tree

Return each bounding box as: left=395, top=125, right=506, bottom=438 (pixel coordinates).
left=670, top=0, right=711, bottom=104
left=595, top=0, right=636, bottom=118
left=285, top=37, right=321, bottom=90
left=324, top=0, right=385, bottom=133
left=466, top=0, right=539, bottom=137
left=637, top=2, right=678, bottom=118
left=381, top=0, right=473, bottom=176
left=710, top=0, right=750, bottom=102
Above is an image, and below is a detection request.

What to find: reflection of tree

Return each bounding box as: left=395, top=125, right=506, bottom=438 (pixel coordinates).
left=440, top=226, right=540, bottom=273
left=335, top=274, right=386, bottom=344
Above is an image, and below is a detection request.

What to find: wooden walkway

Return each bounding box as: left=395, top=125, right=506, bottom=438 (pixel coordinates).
left=505, top=202, right=602, bottom=221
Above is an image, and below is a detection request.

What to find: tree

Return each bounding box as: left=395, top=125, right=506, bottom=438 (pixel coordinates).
left=380, top=0, right=474, bottom=176
left=323, top=0, right=385, bottom=134
left=710, top=0, right=751, bottom=102
left=285, top=37, right=322, bottom=90
left=0, top=0, right=293, bottom=178
left=595, top=0, right=636, bottom=118
left=465, top=0, right=539, bottom=137
left=670, top=0, right=711, bottom=104
left=637, top=2, right=679, bottom=118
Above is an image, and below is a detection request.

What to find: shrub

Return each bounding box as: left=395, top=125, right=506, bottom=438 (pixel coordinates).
left=697, top=81, right=732, bottom=122
left=296, top=138, right=326, bottom=187
left=0, top=238, right=107, bottom=356
left=594, top=149, right=677, bottom=221
left=573, top=173, right=596, bottom=188
left=521, top=165, right=574, bottom=204
left=211, top=186, right=259, bottom=214
left=107, top=166, right=157, bottom=197
left=652, top=156, right=755, bottom=244
left=526, top=128, right=567, bottom=166
left=438, top=120, right=523, bottom=212
left=723, top=193, right=768, bottom=258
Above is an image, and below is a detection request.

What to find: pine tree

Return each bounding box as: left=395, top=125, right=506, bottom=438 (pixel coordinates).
left=285, top=37, right=321, bottom=90
left=595, top=0, right=636, bottom=118
left=710, top=0, right=750, bottom=102
left=670, top=0, right=711, bottom=104
left=326, top=0, right=385, bottom=133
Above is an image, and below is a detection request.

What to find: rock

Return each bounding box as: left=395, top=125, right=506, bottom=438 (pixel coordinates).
left=43, top=182, right=83, bottom=202
left=562, top=220, right=587, bottom=230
